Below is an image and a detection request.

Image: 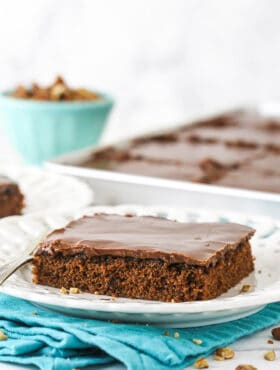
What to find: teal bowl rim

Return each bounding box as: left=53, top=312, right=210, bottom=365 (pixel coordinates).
left=0, top=90, right=114, bottom=111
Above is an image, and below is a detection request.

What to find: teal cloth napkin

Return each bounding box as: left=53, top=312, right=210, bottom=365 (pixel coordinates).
left=0, top=293, right=279, bottom=370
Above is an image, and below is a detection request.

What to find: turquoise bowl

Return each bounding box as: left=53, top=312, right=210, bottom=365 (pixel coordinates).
left=0, top=91, right=114, bottom=165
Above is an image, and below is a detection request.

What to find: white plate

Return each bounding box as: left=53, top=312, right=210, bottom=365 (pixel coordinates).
left=0, top=205, right=279, bottom=328
left=0, top=165, right=94, bottom=215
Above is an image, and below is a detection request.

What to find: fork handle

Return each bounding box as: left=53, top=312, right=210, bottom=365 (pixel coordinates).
left=0, top=255, right=33, bottom=285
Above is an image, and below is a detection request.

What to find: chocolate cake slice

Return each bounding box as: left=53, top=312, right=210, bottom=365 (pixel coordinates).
left=33, top=214, right=255, bottom=302
left=0, top=176, right=24, bottom=218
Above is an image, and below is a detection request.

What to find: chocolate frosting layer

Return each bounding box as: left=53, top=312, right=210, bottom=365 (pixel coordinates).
left=35, top=214, right=255, bottom=266
left=128, top=140, right=262, bottom=167
left=215, top=167, right=280, bottom=193
left=110, top=160, right=207, bottom=182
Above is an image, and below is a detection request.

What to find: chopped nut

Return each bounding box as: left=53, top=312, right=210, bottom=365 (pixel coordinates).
left=194, top=357, right=209, bottom=369
left=235, top=366, right=257, bottom=370
left=50, top=83, right=67, bottom=100
left=94, top=291, right=99, bottom=295
left=272, top=327, right=280, bottom=340
left=241, top=284, right=251, bottom=293
left=173, top=332, right=180, bottom=338
left=214, top=347, right=234, bottom=360
left=0, top=330, right=7, bottom=341
left=192, top=338, right=203, bottom=345
left=69, top=287, right=80, bottom=294
left=60, top=287, right=69, bottom=294
left=267, top=339, right=274, bottom=344
left=171, top=299, right=175, bottom=303
left=164, top=331, right=170, bottom=337
left=264, top=350, right=276, bottom=361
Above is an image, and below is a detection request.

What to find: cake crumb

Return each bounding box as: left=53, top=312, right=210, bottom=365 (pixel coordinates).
left=0, top=330, right=8, bottom=341
left=31, top=311, right=38, bottom=315
left=267, top=339, right=274, bottom=344
left=94, top=291, right=99, bottom=295
left=60, top=287, right=69, bottom=294
left=192, top=338, right=202, bottom=345
left=164, top=331, right=170, bottom=337
left=241, top=284, right=251, bottom=293
left=173, top=332, right=180, bottom=338
left=235, top=366, right=257, bottom=370
left=264, top=350, right=276, bottom=361
left=69, top=287, right=80, bottom=294
left=194, top=358, right=209, bottom=369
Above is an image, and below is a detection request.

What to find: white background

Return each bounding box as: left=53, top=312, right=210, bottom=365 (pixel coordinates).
left=0, top=1, right=279, bottom=368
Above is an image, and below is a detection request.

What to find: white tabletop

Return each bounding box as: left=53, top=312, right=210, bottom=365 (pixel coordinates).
left=0, top=129, right=278, bottom=370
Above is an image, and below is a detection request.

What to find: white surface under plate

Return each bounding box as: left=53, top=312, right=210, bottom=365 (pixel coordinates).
left=0, top=205, right=279, bottom=328
left=0, top=165, right=94, bottom=215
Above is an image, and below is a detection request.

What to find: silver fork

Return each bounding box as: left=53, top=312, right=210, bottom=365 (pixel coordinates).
left=0, top=234, right=44, bottom=285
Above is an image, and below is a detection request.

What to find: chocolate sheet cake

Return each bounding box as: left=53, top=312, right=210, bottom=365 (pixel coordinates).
left=214, top=166, right=280, bottom=193
left=0, top=176, right=24, bottom=218
left=107, top=160, right=210, bottom=182
left=33, top=214, right=255, bottom=302
left=128, top=140, right=263, bottom=168
left=181, top=124, right=280, bottom=150
left=78, top=110, right=280, bottom=193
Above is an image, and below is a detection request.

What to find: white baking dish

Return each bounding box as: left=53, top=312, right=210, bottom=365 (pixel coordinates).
left=46, top=104, right=280, bottom=218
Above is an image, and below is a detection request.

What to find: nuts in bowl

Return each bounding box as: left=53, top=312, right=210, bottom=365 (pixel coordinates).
left=0, top=76, right=113, bottom=164
left=11, top=76, right=101, bottom=102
